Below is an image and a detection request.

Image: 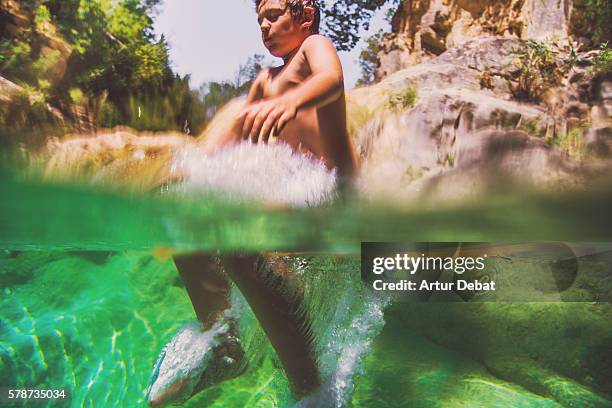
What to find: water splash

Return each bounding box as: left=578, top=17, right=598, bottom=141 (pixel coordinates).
left=170, top=143, right=337, bottom=207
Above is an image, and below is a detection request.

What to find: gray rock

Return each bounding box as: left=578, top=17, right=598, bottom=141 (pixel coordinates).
left=586, top=127, right=612, bottom=159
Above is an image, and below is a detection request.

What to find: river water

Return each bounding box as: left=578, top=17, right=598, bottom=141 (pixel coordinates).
left=1, top=170, right=611, bottom=407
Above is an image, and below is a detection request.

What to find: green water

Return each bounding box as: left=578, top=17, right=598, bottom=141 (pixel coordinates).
left=0, top=252, right=387, bottom=407
left=1, top=175, right=612, bottom=407
left=2, top=175, right=612, bottom=252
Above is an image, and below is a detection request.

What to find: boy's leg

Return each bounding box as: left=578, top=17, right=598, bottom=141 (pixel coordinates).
left=174, top=253, right=231, bottom=328
left=222, top=254, right=320, bottom=398
left=147, top=254, right=242, bottom=407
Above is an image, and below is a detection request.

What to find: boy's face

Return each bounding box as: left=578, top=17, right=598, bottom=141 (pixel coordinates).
left=257, top=0, right=309, bottom=58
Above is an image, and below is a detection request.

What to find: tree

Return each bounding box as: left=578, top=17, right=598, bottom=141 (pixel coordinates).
left=321, top=0, right=395, bottom=51
left=0, top=0, right=197, bottom=137
left=199, top=54, right=268, bottom=120
left=357, top=30, right=383, bottom=85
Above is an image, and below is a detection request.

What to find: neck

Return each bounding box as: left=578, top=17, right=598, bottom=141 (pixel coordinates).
left=283, top=46, right=299, bottom=64
left=282, top=33, right=310, bottom=63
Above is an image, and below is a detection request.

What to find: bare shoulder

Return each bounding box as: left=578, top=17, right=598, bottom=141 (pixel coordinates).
left=301, top=35, right=342, bottom=75
left=302, top=34, right=337, bottom=54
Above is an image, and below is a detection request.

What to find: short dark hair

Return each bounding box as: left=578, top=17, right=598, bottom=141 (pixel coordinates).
left=255, top=0, right=321, bottom=34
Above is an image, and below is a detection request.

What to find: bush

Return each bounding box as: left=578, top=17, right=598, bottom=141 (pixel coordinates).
left=0, top=91, right=66, bottom=149
left=510, top=41, right=577, bottom=102
left=388, top=86, right=418, bottom=110
left=593, top=42, right=612, bottom=73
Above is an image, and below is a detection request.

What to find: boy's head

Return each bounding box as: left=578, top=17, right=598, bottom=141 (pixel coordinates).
left=255, top=0, right=321, bottom=58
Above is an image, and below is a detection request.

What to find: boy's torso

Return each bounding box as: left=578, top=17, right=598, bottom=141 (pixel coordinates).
left=260, top=42, right=357, bottom=179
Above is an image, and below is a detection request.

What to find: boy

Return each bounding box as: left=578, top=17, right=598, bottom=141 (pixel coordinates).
left=147, top=1, right=358, bottom=405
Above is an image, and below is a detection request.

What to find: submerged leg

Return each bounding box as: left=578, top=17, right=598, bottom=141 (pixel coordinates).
left=222, top=254, right=321, bottom=398
left=174, top=253, right=230, bottom=328
left=147, top=253, right=245, bottom=407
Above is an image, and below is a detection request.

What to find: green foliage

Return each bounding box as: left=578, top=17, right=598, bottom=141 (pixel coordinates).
left=510, top=40, right=577, bottom=102
left=67, top=0, right=172, bottom=99
left=385, top=5, right=398, bottom=24
left=357, top=30, right=383, bottom=86
left=519, top=118, right=546, bottom=138
left=34, top=5, right=52, bottom=32
left=445, top=153, right=455, bottom=167
left=87, top=75, right=205, bottom=134
left=388, top=86, right=418, bottom=110
left=198, top=54, right=266, bottom=121
left=69, top=88, right=85, bottom=105
left=88, top=53, right=266, bottom=135
left=585, top=0, right=612, bottom=45
left=321, top=0, right=397, bottom=51
left=1, top=0, right=171, bottom=103
left=0, top=90, right=63, bottom=146
left=402, top=165, right=424, bottom=185
left=593, top=42, right=612, bottom=73
left=0, top=0, right=202, bottom=139
left=235, top=54, right=265, bottom=87
left=0, top=40, right=34, bottom=82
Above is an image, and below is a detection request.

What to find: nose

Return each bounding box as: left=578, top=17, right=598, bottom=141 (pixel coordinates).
left=260, top=19, right=270, bottom=34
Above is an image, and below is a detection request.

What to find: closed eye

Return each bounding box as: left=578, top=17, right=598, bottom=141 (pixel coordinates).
left=258, top=10, right=283, bottom=24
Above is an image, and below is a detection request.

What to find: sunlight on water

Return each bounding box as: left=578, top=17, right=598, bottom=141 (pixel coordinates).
left=0, top=252, right=390, bottom=407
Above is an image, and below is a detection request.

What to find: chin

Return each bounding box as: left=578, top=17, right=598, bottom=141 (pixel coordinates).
left=266, top=46, right=284, bottom=58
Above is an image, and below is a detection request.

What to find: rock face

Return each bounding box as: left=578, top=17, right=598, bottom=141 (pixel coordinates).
left=350, top=36, right=612, bottom=201
left=0, top=76, right=22, bottom=103
left=377, top=0, right=575, bottom=79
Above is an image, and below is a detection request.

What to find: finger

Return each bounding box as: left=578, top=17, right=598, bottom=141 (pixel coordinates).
left=260, top=109, right=282, bottom=144
left=238, top=102, right=257, bottom=120
left=242, top=103, right=267, bottom=139
left=276, top=111, right=294, bottom=135
left=241, top=100, right=262, bottom=115
left=250, top=106, right=274, bottom=143
left=241, top=107, right=259, bottom=140
left=237, top=108, right=249, bottom=119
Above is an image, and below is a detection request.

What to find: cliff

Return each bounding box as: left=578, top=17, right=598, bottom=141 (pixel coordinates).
left=376, top=0, right=609, bottom=79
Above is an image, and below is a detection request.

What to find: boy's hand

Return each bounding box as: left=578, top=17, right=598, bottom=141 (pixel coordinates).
left=239, top=95, right=298, bottom=143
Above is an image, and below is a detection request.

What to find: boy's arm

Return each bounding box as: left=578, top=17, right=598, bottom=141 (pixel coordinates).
left=202, top=69, right=268, bottom=152
left=288, top=35, right=345, bottom=110
left=240, top=35, right=344, bottom=142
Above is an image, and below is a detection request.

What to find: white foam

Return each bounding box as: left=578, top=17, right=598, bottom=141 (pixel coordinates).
left=146, top=320, right=224, bottom=405
left=296, top=293, right=390, bottom=408
left=170, top=142, right=338, bottom=207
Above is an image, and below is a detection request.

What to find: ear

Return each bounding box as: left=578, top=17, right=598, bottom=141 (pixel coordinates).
left=301, top=6, right=314, bottom=31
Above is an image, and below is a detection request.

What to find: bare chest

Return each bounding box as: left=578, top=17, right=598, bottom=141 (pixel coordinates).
left=262, top=53, right=311, bottom=98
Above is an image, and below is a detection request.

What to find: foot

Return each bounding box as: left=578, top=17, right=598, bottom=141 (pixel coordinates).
left=146, top=317, right=247, bottom=407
